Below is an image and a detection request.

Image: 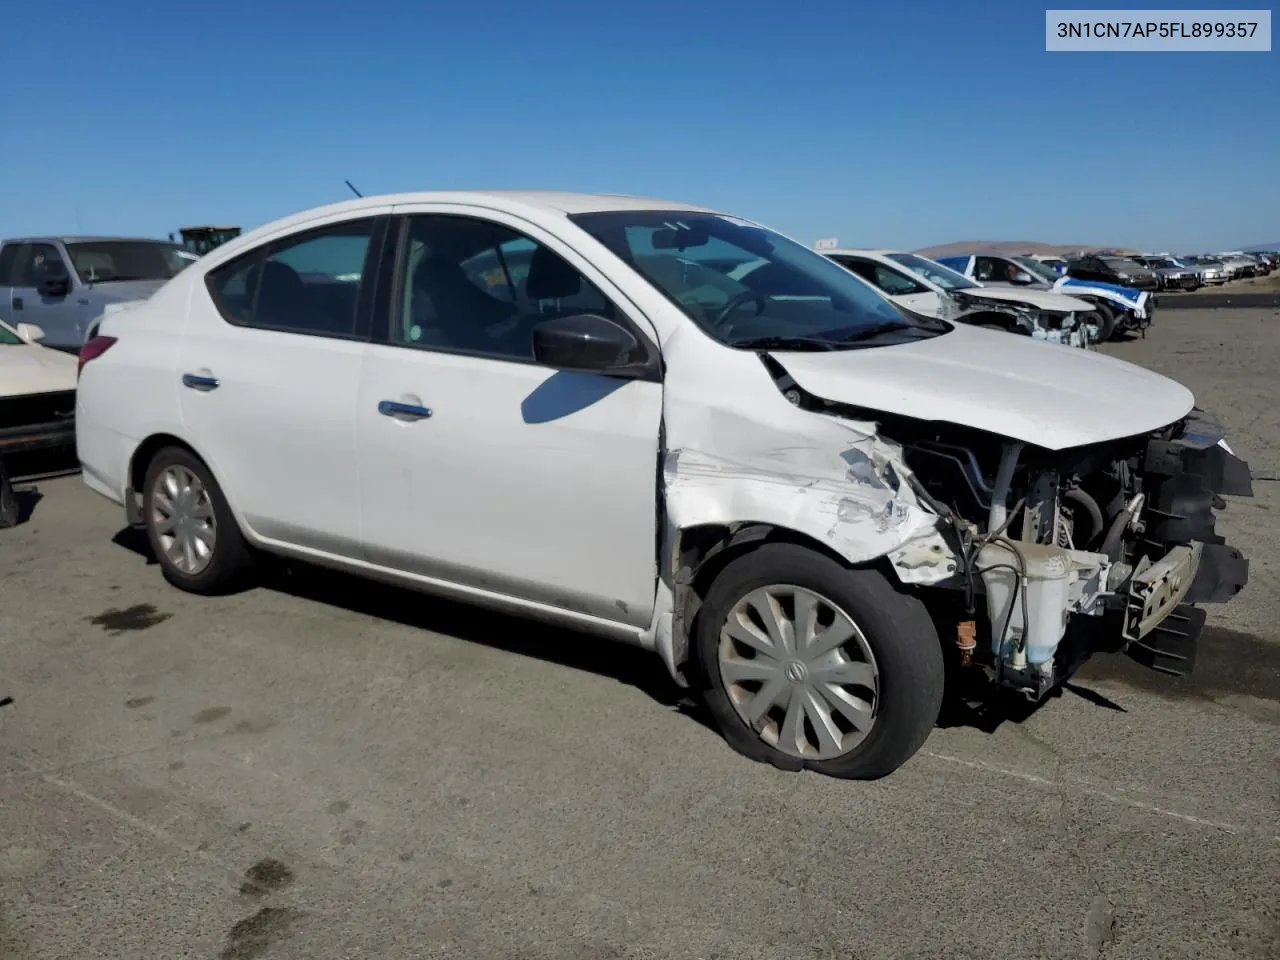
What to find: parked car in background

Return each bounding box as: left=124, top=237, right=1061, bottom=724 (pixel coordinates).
left=1066, top=255, right=1160, bottom=291
left=934, top=253, right=1152, bottom=340
left=821, top=248, right=1096, bottom=347
left=1216, top=253, right=1258, bottom=279
left=1183, top=255, right=1230, bottom=284
left=0, top=236, right=192, bottom=353
left=1128, top=256, right=1201, bottom=291
left=1029, top=255, right=1068, bottom=275
left=75, top=190, right=1253, bottom=780
left=1244, top=253, right=1272, bottom=276
left=0, top=318, right=77, bottom=527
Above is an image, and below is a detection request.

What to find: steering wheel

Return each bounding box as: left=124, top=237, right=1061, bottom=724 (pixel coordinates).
left=711, top=291, right=769, bottom=328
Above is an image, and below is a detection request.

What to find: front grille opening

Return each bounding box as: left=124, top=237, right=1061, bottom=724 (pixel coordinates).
left=0, top=391, right=76, bottom=429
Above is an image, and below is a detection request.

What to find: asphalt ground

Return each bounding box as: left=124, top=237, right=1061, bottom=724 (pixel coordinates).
left=2, top=307, right=1277, bottom=959
left=1157, top=272, right=1280, bottom=311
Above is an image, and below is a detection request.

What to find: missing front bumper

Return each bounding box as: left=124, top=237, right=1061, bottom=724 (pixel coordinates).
left=1123, top=543, right=1201, bottom=642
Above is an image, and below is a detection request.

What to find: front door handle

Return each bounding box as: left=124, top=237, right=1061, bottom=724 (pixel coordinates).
left=182, top=372, right=220, bottom=391
left=12, top=297, right=23, bottom=310
left=378, top=400, right=432, bottom=421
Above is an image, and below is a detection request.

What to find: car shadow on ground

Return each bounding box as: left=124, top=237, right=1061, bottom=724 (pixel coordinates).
left=109, top=528, right=715, bottom=731
left=935, top=674, right=1127, bottom=734
left=111, top=527, right=1257, bottom=741
left=13, top=489, right=44, bottom=524
left=2, top=451, right=77, bottom=528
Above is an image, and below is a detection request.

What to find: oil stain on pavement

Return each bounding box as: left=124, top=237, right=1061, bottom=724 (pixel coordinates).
left=86, top=604, right=171, bottom=634
left=220, top=906, right=301, bottom=960
left=238, top=857, right=295, bottom=897
left=223, top=859, right=301, bottom=959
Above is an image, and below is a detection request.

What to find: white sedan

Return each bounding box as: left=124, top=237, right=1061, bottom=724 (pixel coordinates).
left=0, top=319, right=77, bottom=526
left=75, top=191, right=1252, bottom=778
left=819, top=249, right=1098, bottom=347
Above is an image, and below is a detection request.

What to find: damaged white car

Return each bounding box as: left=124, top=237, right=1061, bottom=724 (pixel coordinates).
left=75, top=192, right=1253, bottom=779
left=819, top=249, right=1098, bottom=347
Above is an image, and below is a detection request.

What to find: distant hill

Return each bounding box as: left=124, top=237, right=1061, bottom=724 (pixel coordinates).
left=912, top=239, right=1128, bottom=259
left=1245, top=242, right=1280, bottom=252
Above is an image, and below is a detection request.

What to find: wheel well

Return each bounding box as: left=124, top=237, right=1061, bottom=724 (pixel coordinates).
left=129, top=433, right=203, bottom=492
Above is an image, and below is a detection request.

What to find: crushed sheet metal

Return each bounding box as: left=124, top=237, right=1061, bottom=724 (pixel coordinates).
left=663, top=425, right=956, bottom=585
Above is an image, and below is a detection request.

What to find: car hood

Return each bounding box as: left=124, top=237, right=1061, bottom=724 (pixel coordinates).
left=772, top=324, right=1194, bottom=451
left=956, top=286, right=1093, bottom=312
left=0, top=343, right=78, bottom=398
left=84, top=278, right=168, bottom=302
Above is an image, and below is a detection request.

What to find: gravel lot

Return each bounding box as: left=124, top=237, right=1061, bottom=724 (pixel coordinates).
left=2, top=308, right=1278, bottom=960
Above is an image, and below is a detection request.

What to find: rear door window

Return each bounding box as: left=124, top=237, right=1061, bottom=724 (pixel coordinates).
left=206, top=218, right=378, bottom=337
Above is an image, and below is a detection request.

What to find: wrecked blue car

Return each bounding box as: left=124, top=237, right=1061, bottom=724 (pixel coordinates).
left=936, top=253, right=1153, bottom=342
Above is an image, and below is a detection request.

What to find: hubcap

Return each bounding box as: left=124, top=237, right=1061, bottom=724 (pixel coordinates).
left=151, top=465, right=216, bottom=575
left=718, top=585, right=879, bottom=760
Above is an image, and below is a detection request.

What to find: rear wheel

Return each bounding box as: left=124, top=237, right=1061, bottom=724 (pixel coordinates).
left=695, top=544, right=945, bottom=780
left=143, top=446, right=252, bottom=594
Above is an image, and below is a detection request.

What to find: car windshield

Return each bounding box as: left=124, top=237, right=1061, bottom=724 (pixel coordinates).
left=65, top=240, right=190, bottom=284
left=569, top=211, right=946, bottom=349
left=885, top=252, right=979, bottom=290
left=0, top=323, right=22, bottom=346
left=1103, top=257, right=1138, bottom=271
left=1012, top=257, right=1059, bottom=282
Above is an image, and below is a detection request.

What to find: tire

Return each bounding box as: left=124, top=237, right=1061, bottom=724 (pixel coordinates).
left=142, top=445, right=252, bottom=594
left=1088, top=301, right=1118, bottom=342
left=694, top=543, right=945, bottom=780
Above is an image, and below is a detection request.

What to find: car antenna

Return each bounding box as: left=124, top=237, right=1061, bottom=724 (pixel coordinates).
left=344, top=180, right=364, bottom=198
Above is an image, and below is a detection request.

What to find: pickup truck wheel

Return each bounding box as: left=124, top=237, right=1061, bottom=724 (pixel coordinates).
left=695, top=544, right=944, bottom=780
left=143, top=446, right=252, bottom=595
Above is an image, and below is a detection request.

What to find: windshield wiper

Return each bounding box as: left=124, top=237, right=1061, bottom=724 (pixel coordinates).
left=840, top=321, right=927, bottom=342
left=729, top=335, right=838, bottom=351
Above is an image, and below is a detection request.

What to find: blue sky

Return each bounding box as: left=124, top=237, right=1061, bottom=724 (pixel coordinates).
left=1, top=0, right=1275, bottom=251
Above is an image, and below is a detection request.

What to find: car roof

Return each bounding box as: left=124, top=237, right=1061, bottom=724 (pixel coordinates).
left=269, top=190, right=719, bottom=224
left=820, top=248, right=900, bottom=257
left=193, top=191, right=730, bottom=268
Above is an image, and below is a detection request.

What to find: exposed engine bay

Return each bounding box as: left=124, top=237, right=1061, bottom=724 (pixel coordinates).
left=941, top=291, right=1091, bottom=349
left=764, top=357, right=1253, bottom=700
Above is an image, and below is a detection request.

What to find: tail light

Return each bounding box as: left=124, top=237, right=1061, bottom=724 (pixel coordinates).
left=78, top=336, right=118, bottom=378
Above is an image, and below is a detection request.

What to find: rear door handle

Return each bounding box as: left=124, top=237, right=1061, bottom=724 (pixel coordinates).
left=182, top=373, right=220, bottom=391
left=13, top=297, right=23, bottom=310
left=378, top=400, right=432, bottom=421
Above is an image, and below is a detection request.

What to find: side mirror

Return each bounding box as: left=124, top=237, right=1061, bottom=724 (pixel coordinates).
left=1011, top=271, right=1034, bottom=285
left=14, top=323, right=45, bottom=343
left=532, top=313, right=648, bottom=376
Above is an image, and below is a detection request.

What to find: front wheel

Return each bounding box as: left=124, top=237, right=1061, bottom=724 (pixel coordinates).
left=1088, top=302, right=1118, bottom=342
left=695, top=544, right=945, bottom=780
left=143, top=446, right=253, bottom=594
